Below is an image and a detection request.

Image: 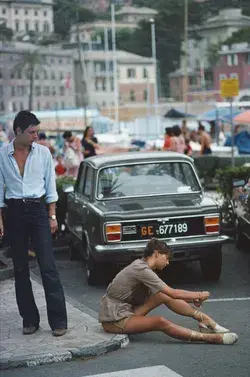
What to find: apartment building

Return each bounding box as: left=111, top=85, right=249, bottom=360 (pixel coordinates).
left=70, top=5, right=158, bottom=43
left=0, top=0, right=54, bottom=37
left=169, top=8, right=250, bottom=102
left=213, top=43, right=250, bottom=101
left=74, top=49, right=156, bottom=109
left=0, top=42, right=75, bottom=113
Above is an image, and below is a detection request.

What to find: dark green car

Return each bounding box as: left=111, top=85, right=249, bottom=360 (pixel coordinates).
left=232, top=177, right=250, bottom=250
left=65, top=151, right=228, bottom=285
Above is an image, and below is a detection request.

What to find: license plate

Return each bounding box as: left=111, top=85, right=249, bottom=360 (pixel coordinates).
left=140, top=222, right=188, bottom=238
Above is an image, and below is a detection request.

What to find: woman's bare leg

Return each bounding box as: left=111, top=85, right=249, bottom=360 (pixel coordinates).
left=134, top=293, right=218, bottom=328
left=102, top=316, right=225, bottom=344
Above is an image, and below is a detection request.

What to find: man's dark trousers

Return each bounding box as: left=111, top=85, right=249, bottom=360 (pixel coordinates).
left=6, top=199, right=67, bottom=330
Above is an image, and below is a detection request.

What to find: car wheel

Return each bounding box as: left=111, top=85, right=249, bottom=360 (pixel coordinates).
left=69, top=241, right=80, bottom=261
left=86, top=257, right=103, bottom=286
left=200, top=247, right=222, bottom=282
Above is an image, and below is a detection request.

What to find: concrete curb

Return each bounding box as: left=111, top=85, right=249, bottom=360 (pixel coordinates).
left=0, top=247, right=14, bottom=281
left=0, top=266, right=14, bottom=281
left=0, top=273, right=129, bottom=370
left=0, top=334, right=129, bottom=370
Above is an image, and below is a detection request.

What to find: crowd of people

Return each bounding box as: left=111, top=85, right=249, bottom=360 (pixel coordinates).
left=163, top=120, right=212, bottom=156
left=0, top=119, right=215, bottom=179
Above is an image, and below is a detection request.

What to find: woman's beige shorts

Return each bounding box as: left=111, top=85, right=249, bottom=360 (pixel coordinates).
left=102, top=316, right=132, bottom=331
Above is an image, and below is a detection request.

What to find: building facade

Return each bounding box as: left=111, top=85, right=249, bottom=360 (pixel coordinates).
left=81, top=0, right=132, bottom=14
left=70, top=6, right=157, bottom=43
left=115, top=6, right=157, bottom=23
left=0, top=0, right=54, bottom=37
left=169, top=8, right=250, bottom=101
left=74, top=49, right=156, bottom=109
left=0, top=42, right=75, bottom=114
left=213, top=43, right=250, bottom=101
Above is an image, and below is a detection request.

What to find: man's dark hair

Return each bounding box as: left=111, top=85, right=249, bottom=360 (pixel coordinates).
left=143, top=238, right=172, bottom=258
left=165, top=127, right=173, bottom=136
left=198, top=123, right=205, bottom=131
left=63, top=131, right=72, bottom=139
left=13, top=110, right=40, bottom=135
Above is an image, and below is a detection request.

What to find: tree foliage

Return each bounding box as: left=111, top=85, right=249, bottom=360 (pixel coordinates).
left=54, top=0, right=96, bottom=39
left=224, top=27, right=250, bottom=45
left=13, top=51, right=46, bottom=110
left=0, top=25, right=13, bottom=41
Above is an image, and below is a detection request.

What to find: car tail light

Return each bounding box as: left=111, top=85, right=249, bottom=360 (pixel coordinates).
left=204, top=216, right=220, bottom=234
left=105, top=223, right=122, bottom=242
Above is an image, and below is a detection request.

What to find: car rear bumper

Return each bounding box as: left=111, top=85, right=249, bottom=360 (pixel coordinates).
left=92, top=235, right=229, bottom=263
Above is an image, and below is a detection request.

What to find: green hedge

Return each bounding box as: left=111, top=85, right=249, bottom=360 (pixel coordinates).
left=216, top=166, right=250, bottom=199
left=193, top=156, right=250, bottom=182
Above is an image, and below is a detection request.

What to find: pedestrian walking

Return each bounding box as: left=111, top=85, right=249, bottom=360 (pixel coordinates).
left=99, top=238, right=238, bottom=345
left=63, top=131, right=83, bottom=178
left=171, top=125, right=186, bottom=154
left=81, top=126, right=99, bottom=158
left=0, top=110, right=67, bottom=337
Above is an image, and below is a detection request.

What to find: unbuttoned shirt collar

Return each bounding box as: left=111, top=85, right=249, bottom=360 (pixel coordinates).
left=7, top=140, right=36, bottom=156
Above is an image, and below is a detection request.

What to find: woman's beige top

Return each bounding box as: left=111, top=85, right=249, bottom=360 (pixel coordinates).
left=99, top=259, right=167, bottom=323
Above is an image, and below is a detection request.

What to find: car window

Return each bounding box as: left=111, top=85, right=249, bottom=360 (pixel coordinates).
left=75, top=165, right=86, bottom=196
left=97, top=162, right=200, bottom=199
left=83, top=167, right=94, bottom=199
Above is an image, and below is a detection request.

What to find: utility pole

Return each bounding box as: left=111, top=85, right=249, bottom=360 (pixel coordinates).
left=150, top=18, right=159, bottom=135
left=104, top=26, right=111, bottom=118
left=111, top=2, right=120, bottom=131
left=75, top=10, right=88, bottom=127
left=183, top=0, right=189, bottom=114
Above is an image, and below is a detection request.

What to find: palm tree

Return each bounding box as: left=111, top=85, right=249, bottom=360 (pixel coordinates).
left=0, top=25, right=13, bottom=41
left=13, top=50, right=46, bottom=110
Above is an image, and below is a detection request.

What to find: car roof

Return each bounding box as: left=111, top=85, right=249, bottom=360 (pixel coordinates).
left=85, top=151, right=193, bottom=169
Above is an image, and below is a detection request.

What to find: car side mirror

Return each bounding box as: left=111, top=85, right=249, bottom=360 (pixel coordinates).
left=63, top=185, right=74, bottom=194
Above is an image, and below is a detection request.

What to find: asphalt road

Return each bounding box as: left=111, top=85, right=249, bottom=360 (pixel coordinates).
left=2, top=242, right=250, bottom=377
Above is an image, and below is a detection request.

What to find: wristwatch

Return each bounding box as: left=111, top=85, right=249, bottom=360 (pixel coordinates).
left=49, top=214, right=56, bottom=220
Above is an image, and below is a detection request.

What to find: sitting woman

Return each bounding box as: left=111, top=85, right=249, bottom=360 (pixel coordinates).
left=99, top=238, right=238, bottom=345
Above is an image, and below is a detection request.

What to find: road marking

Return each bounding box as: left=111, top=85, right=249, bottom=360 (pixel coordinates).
left=84, top=365, right=183, bottom=377
left=208, top=297, right=250, bottom=302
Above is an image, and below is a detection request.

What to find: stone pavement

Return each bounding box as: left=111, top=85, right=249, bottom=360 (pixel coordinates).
left=0, top=278, right=129, bottom=370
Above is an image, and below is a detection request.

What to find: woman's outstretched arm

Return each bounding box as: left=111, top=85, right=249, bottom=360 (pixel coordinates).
left=162, top=285, right=209, bottom=304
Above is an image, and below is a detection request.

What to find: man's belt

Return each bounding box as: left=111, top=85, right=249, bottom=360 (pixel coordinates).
left=6, top=197, right=45, bottom=204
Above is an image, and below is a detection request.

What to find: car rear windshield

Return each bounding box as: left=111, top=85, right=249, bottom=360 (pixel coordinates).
left=96, top=162, right=201, bottom=199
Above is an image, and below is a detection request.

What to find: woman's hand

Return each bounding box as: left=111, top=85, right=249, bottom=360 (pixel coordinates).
left=194, top=291, right=210, bottom=306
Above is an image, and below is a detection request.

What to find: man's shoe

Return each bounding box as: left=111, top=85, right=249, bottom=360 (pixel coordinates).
left=52, top=328, right=67, bottom=337
left=23, top=325, right=39, bottom=335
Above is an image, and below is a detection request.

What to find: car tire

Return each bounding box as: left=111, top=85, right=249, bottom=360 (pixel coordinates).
left=86, top=257, right=102, bottom=286
left=200, top=247, right=222, bottom=282
left=69, top=241, right=80, bottom=261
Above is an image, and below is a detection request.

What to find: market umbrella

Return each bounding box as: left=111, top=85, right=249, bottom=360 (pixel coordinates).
left=164, top=108, right=194, bottom=118
left=198, top=108, right=242, bottom=121
left=233, top=110, right=250, bottom=124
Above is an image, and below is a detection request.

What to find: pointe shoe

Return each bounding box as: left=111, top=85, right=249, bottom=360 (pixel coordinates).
left=222, top=333, right=238, bottom=345
left=199, top=322, right=230, bottom=334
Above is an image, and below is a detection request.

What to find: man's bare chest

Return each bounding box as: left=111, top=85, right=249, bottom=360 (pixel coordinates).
left=13, top=151, right=30, bottom=177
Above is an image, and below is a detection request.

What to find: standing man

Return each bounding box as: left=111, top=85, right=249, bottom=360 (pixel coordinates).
left=198, top=123, right=212, bottom=155
left=0, top=110, right=67, bottom=336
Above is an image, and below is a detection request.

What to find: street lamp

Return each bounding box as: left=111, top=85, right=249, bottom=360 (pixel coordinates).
left=149, top=18, right=159, bottom=133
